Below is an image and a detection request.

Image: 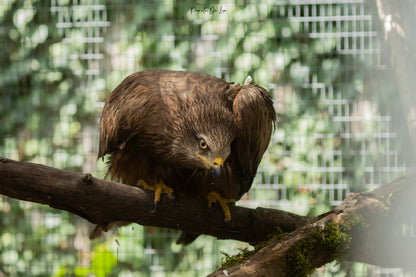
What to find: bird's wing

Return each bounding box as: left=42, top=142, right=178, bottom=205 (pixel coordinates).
left=98, top=71, right=164, bottom=159
left=231, top=84, right=276, bottom=197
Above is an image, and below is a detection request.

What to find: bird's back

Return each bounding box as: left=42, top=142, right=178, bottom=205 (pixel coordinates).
left=98, top=69, right=275, bottom=200
left=98, top=70, right=233, bottom=193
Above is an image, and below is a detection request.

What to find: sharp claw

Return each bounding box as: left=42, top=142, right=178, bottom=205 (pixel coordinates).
left=207, top=201, right=217, bottom=217
left=151, top=201, right=159, bottom=213
left=206, top=192, right=235, bottom=222
left=171, top=193, right=178, bottom=206
left=138, top=179, right=175, bottom=210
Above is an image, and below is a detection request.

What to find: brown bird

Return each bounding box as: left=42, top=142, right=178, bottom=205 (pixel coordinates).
left=97, top=69, right=276, bottom=244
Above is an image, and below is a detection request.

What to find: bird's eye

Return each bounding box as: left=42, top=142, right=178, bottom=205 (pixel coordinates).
left=198, top=138, right=208, bottom=150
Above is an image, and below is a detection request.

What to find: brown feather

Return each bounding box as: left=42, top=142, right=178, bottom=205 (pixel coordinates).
left=98, top=69, right=276, bottom=242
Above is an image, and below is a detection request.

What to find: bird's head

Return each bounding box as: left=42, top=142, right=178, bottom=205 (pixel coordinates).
left=169, top=105, right=237, bottom=182
left=194, top=135, right=229, bottom=182
left=171, top=130, right=233, bottom=182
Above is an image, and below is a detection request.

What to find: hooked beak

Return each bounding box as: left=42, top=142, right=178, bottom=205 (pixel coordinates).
left=196, top=153, right=224, bottom=182
left=210, top=157, right=223, bottom=182
left=211, top=165, right=222, bottom=182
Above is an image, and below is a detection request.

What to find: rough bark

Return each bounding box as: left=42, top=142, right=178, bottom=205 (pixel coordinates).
left=209, top=176, right=416, bottom=276
left=0, top=157, right=311, bottom=245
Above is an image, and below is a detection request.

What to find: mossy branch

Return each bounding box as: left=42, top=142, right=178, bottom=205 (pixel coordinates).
left=208, top=176, right=416, bottom=276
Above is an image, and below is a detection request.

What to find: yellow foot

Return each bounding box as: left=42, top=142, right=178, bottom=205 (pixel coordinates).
left=207, top=192, right=236, bottom=222
left=137, top=179, right=175, bottom=207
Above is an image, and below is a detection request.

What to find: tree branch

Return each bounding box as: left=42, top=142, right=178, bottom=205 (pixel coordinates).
left=1, top=156, right=416, bottom=275
left=0, top=157, right=311, bottom=245
left=209, top=175, right=416, bottom=276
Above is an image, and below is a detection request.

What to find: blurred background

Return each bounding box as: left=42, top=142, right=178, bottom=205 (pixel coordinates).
left=0, top=0, right=414, bottom=276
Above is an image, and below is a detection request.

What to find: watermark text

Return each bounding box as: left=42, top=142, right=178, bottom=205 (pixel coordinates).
left=190, top=5, right=227, bottom=15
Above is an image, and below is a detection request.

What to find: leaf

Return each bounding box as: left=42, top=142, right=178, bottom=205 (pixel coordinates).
left=74, top=267, right=89, bottom=277
left=91, top=244, right=117, bottom=277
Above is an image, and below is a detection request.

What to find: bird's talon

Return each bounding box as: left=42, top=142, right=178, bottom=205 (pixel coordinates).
left=151, top=201, right=159, bottom=213
left=167, top=190, right=175, bottom=200
left=137, top=179, right=175, bottom=209
left=207, top=192, right=235, bottom=222
left=207, top=202, right=217, bottom=217
left=170, top=193, right=178, bottom=206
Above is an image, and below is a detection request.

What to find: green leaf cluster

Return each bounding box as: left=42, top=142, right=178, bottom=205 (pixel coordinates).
left=0, top=0, right=409, bottom=276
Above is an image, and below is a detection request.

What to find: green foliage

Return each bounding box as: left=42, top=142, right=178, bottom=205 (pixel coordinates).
left=0, top=0, right=407, bottom=276
left=91, top=244, right=118, bottom=277
left=0, top=0, right=95, bottom=169
left=0, top=1, right=96, bottom=276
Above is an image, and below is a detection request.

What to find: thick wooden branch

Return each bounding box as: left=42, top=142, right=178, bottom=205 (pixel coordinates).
left=0, top=157, right=311, bottom=245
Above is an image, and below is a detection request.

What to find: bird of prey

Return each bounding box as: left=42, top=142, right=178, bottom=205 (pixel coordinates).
left=97, top=69, right=276, bottom=244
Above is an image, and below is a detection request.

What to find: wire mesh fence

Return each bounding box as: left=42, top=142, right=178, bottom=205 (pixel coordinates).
left=0, top=0, right=414, bottom=276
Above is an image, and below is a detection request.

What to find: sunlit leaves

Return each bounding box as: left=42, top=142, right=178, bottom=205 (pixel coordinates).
left=91, top=244, right=117, bottom=277
left=13, top=7, right=34, bottom=32
left=0, top=1, right=399, bottom=276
